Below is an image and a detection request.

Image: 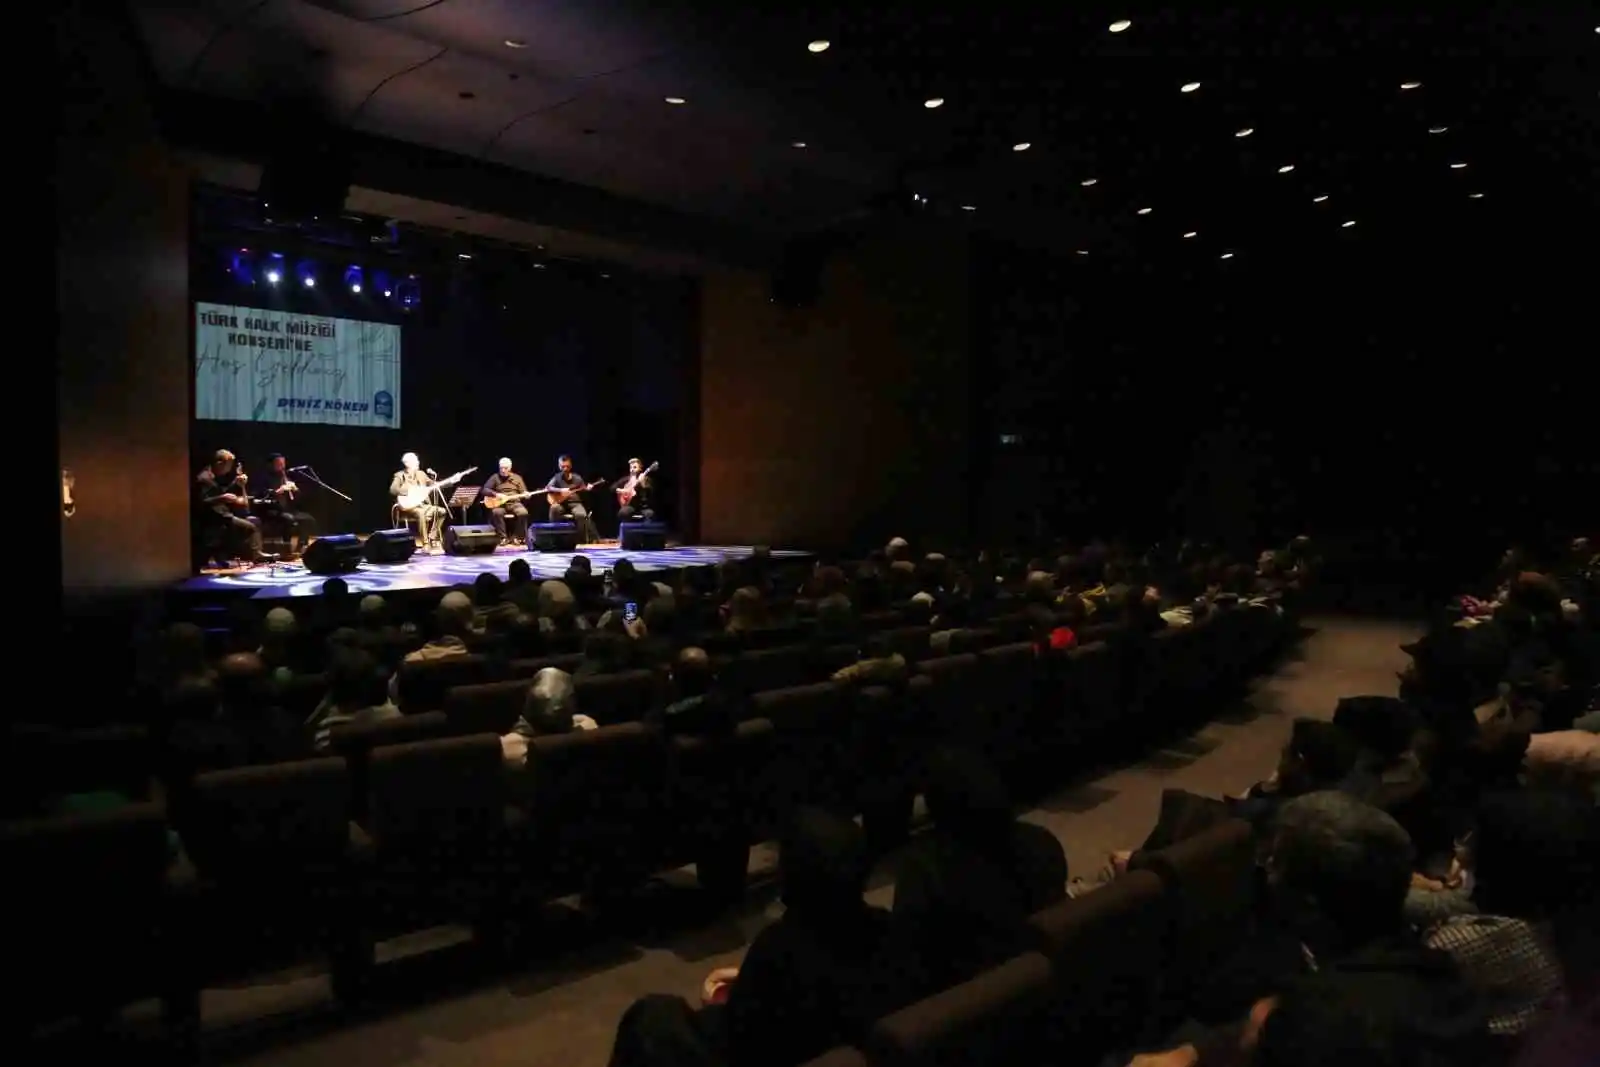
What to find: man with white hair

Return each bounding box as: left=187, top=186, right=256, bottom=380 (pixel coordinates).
left=481, top=457, right=531, bottom=546
left=388, top=451, right=446, bottom=551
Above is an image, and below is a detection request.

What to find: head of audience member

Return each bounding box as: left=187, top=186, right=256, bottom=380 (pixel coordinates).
left=1277, top=719, right=1361, bottom=795
left=779, top=807, right=874, bottom=927
left=326, top=647, right=388, bottom=711
left=725, top=585, right=765, bottom=632
left=160, top=622, right=212, bottom=686
left=508, top=557, right=533, bottom=585
left=812, top=564, right=847, bottom=599
left=924, top=747, right=1015, bottom=850
left=1266, top=792, right=1415, bottom=953
left=257, top=607, right=299, bottom=672
left=672, top=646, right=714, bottom=699
left=886, top=559, right=918, bottom=599
left=537, top=578, right=577, bottom=622
left=215, top=651, right=267, bottom=718
left=641, top=595, right=676, bottom=639
left=472, top=572, right=504, bottom=609
left=326, top=626, right=362, bottom=653
left=904, top=591, right=936, bottom=626
left=815, top=594, right=857, bottom=642
left=435, top=590, right=475, bottom=640
left=567, top=555, right=593, bottom=578
left=1332, top=696, right=1417, bottom=766
left=582, top=629, right=631, bottom=671
left=886, top=537, right=910, bottom=563
left=613, top=557, right=641, bottom=591
left=1058, top=593, right=1089, bottom=631
left=520, top=668, right=580, bottom=736
left=1023, top=570, right=1056, bottom=607
left=1253, top=968, right=1488, bottom=1067
left=357, top=595, right=387, bottom=630
left=322, top=577, right=350, bottom=601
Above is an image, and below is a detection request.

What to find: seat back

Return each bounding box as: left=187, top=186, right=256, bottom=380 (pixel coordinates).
left=394, top=654, right=499, bottom=712
left=367, top=734, right=504, bottom=842
left=444, top=678, right=532, bottom=736
left=526, top=723, right=666, bottom=882
left=866, top=952, right=1054, bottom=1067
left=575, top=668, right=662, bottom=725
left=188, top=757, right=351, bottom=876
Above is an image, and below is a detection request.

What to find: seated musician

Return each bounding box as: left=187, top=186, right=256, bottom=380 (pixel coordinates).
left=543, top=454, right=598, bottom=539
left=257, top=453, right=317, bottom=553
left=482, top=457, right=531, bottom=546
left=194, top=449, right=271, bottom=566
left=389, top=451, right=446, bottom=551
left=616, top=457, right=657, bottom=525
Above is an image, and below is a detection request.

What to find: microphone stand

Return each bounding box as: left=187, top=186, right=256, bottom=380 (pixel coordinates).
left=292, top=466, right=352, bottom=502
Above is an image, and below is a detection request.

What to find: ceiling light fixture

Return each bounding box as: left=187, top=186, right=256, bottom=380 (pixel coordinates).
left=458, top=252, right=472, bottom=259
left=1450, top=161, right=1467, bottom=169
left=808, top=40, right=830, bottom=53
left=1312, top=194, right=1329, bottom=202
left=1220, top=252, right=1235, bottom=260
left=1235, top=127, right=1254, bottom=138
left=1277, top=164, right=1295, bottom=174
left=1468, top=192, right=1485, bottom=199
left=1108, top=19, right=1132, bottom=33
left=1081, top=177, right=1098, bottom=186
left=503, top=38, right=527, bottom=49
left=1076, top=249, right=1089, bottom=255
left=1181, top=81, right=1201, bottom=93
left=1341, top=220, right=1356, bottom=228
left=1013, top=142, right=1031, bottom=152
left=924, top=97, right=945, bottom=109
left=1136, top=207, right=1152, bottom=215
left=1428, top=125, right=1449, bottom=134
left=1182, top=231, right=1198, bottom=239
left=664, top=96, right=686, bottom=104
left=961, top=204, right=976, bottom=211
left=1400, top=80, right=1422, bottom=90
left=792, top=141, right=808, bottom=149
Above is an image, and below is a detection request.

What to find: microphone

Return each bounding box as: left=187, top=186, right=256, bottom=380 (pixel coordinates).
left=289, top=465, right=309, bottom=472
left=425, top=468, right=438, bottom=478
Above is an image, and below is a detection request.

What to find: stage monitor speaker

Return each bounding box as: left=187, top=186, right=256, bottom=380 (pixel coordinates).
left=528, top=522, right=579, bottom=553
left=445, top=524, right=500, bottom=556
left=363, top=528, right=417, bottom=565
left=619, top=522, right=667, bottom=551
left=302, top=534, right=364, bottom=575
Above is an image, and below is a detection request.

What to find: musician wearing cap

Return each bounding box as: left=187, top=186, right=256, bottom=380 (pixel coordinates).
left=615, top=457, right=658, bottom=525
left=257, top=452, right=317, bottom=551
left=389, top=451, right=447, bottom=551
left=481, top=457, right=532, bottom=546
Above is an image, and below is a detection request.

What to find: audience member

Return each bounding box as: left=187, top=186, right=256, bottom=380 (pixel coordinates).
left=307, top=647, right=399, bottom=752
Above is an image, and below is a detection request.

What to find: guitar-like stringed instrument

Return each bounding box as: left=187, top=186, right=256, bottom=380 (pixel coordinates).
left=615, top=462, right=659, bottom=505
left=483, top=489, right=538, bottom=509
left=398, top=467, right=477, bottom=510
left=546, top=479, right=606, bottom=508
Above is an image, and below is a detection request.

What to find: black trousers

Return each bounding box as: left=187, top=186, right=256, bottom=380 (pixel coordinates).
left=263, top=508, right=317, bottom=541
left=549, top=501, right=595, bottom=543
left=617, top=504, right=656, bottom=525
left=210, top=514, right=262, bottom=561
left=490, top=502, right=529, bottom=541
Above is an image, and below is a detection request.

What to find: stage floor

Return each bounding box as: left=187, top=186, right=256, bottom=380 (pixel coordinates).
left=176, top=544, right=810, bottom=600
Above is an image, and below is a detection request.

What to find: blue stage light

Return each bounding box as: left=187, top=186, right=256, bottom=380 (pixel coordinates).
left=296, top=261, right=317, bottom=288
left=343, top=265, right=363, bottom=293
left=264, top=252, right=286, bottom=285
left=371, top=270, right=393, bottom=298
left=229, top=248, right=257, bottom=284
left=395, top=274, right=422, bottom=310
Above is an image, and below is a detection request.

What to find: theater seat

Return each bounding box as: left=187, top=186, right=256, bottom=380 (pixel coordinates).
left=575, top=668, right=663, bottom=725
left=865, top=951, right=1054, bottom=1067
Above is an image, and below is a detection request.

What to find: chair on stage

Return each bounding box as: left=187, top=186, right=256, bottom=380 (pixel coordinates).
left=390, top=504, right=423, bottom=545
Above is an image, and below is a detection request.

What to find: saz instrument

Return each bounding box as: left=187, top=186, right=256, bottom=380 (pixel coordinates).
left=616, top=462, right=659, bottom=505
left=398, top=466, right=477, bottom=510
left=546, top=479, right=606, bottom=508
left=483, top=489, right=537, bottom=509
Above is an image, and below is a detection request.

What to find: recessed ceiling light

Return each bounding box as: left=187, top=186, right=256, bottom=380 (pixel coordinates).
left=503, top=38, right=527, bottom=49
left=1108, top=19, right=1132, bottom=33
left=961, top=204, right=976, bottom=211
left=792, top=141, right=807, bottom=148
left=1235, top=127, right=1254, bottom=138
left=1076, top=249, right=1089, bottom=255
left=1400, top=80, right=1422, bottom=90
left=1468, top=192, right=1485, bottom=199
left=1180, top=81, right=1201, bottom=93
left=1013, top=142, right=1031, bottom=152
left=458, top=252, right=472, bottom=259
left=1277, top=164, right=1295, bottom=173
left=1341, top=220, right=1356, bottom=228
left=664, top=96, right=686, bottom=105
left=1182, top=231, right=1198, bottom=239
left=808, top=40, right=830, bottom=53
left=924, top=97, right=945, bottom=109
left=1220, top=252, right=1235, bottom=260
left=1312, top=194, right=1330, bottom=203
left=1428, top=125, right=1449, bottom=134
left=1081, top=177, right=1098, bottom=187
left=1136, top=207, right=1152, bottom=215
left=1449, top=161, right=1467, bottom=169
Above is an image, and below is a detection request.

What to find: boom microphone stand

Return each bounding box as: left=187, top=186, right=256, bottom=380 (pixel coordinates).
left=289, top=465, right=352, bottom=503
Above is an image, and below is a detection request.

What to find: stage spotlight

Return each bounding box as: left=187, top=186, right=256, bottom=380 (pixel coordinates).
left=343, top=266, right=363, bottom=293
left=395, top=274, right=422, bottom=310
left=229, top=248, right=257, bottom=285
left=264, top=252, right=285, bottom=285
left=296, top=261, right=317, bottom=288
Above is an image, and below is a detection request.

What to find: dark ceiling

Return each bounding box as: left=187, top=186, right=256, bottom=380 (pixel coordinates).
left=131, top=1, right=1598, bottom=265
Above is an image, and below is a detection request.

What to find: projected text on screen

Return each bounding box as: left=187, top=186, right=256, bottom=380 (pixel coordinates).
left=194, top=302, right=402, bottom=428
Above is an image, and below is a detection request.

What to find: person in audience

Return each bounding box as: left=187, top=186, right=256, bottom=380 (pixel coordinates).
left=403, top=590, right=476, bottom=665
left=723, top=586, right=766, bottom=635
left=158, top=621, right=214, bottom=690
left=511, top=668, right=598, bottom=739
left=902, top=590, right=936, bottom=627
left=214, top=651, right=302, bottom=765
left=831, top=632, right=908, bottom=687
left=892, top=747, right=1068, bottom=992
left=577, top=629, right=635, bottom=679
left=652, top=647, right=736, bottom=736
left=1331, top=695, right=1426, bottom=803
left=307, top=647, right=400, bottom=752
left=472, top=572, right=505, bottom=622
left=564, top=555, right=605, bottom=610
left=1231, top=718, right=1361, bottom=827
left=717, top=808, right=917, bottom=1067
left=256, top=606, right=301, bottom=683
left=1421, top=789, right=1598, bottom=1038
left=610, top=557, right=654, bottom=609
left=537, top=579, right=591, bottom=637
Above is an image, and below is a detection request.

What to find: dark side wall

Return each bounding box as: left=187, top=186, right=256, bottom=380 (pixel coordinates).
left=57, top=1, right=192, bottom=594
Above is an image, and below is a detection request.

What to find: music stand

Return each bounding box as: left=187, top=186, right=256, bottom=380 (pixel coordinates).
left=447, top=484, right=480, bottom=524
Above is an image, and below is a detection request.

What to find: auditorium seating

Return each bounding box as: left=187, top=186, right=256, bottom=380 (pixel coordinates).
left=4, top=594, right=1291, bottom=1048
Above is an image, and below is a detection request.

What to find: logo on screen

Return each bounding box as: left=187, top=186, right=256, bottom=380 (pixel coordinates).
left=373, top=391, right=394, bottom=420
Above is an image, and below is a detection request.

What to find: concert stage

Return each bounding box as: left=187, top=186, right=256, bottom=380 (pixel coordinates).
left=175, top=544, right=810, bottom=600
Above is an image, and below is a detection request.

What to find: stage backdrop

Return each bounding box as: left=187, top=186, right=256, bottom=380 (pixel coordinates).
left=194, top=302, right=402, bottom=427
left=699, top=223, right=973, bottom=550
